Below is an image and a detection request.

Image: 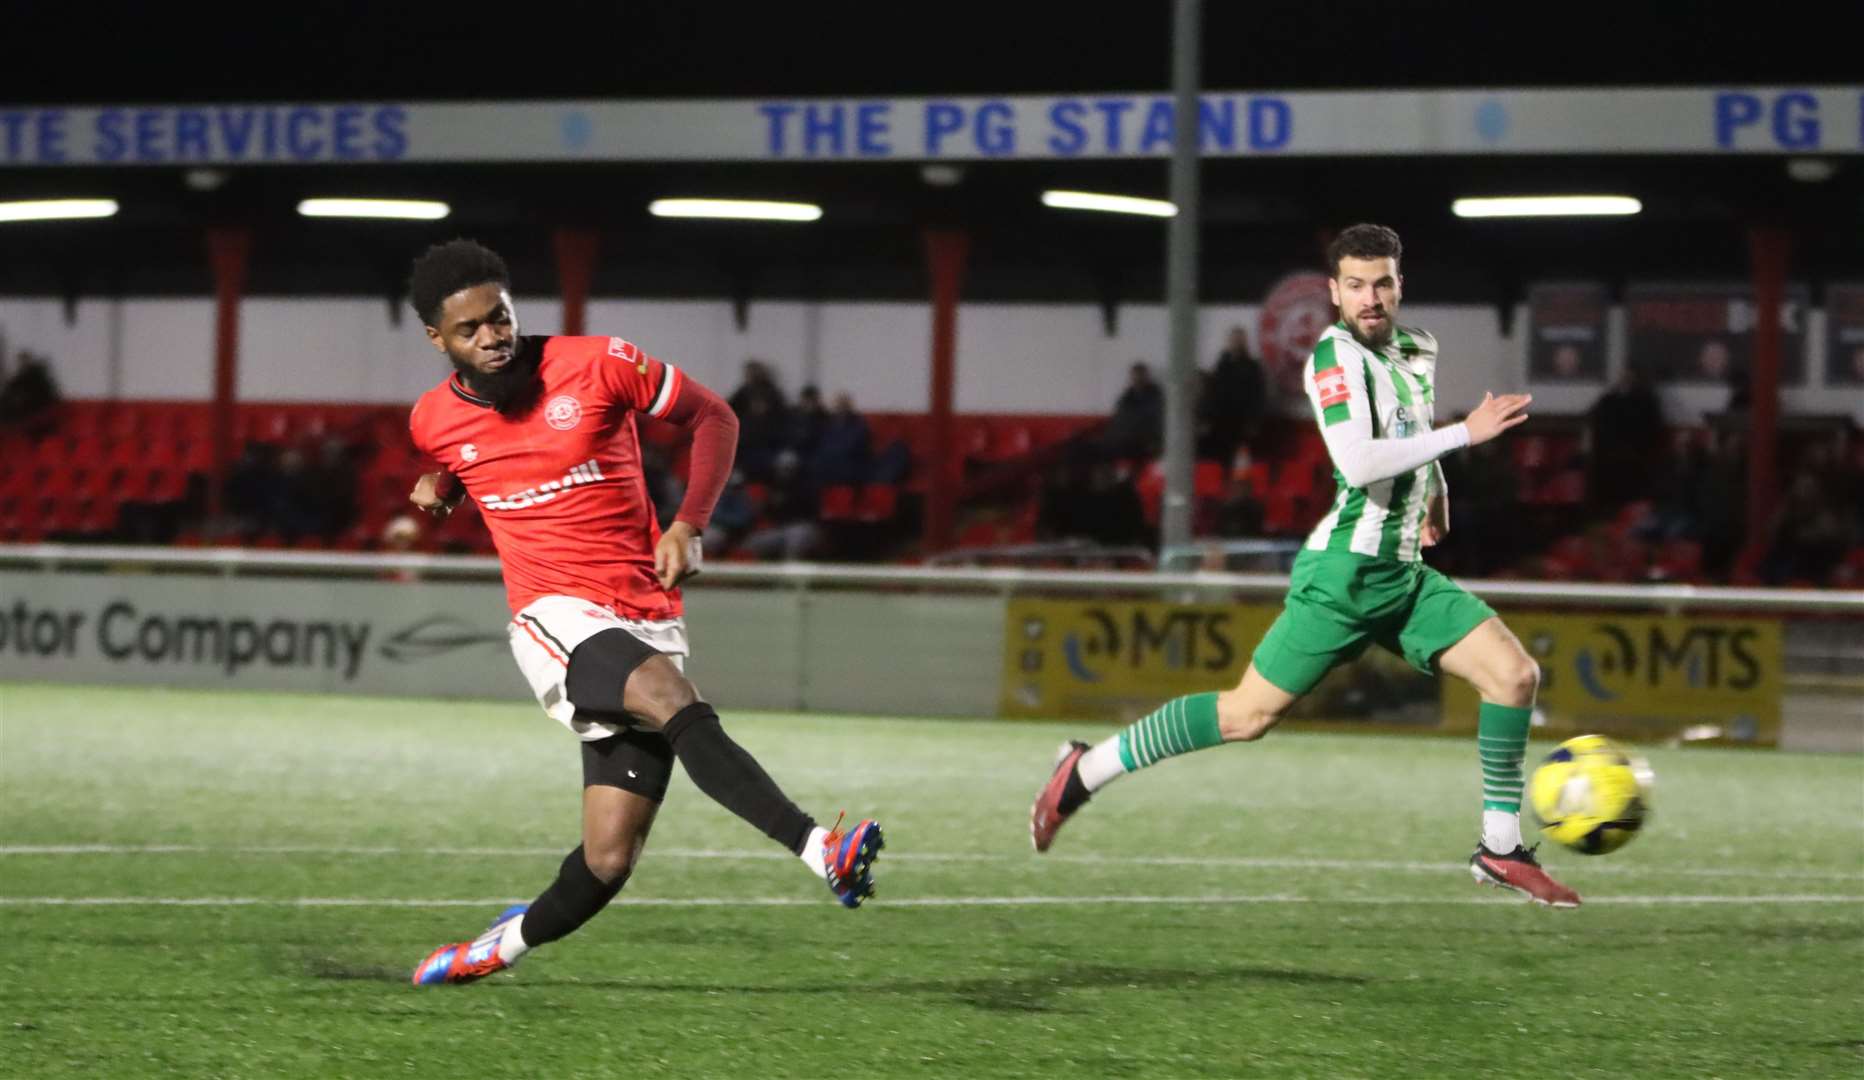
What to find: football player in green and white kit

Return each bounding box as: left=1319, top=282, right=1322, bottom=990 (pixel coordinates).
left=1031, top=223, right=1580, bottom=908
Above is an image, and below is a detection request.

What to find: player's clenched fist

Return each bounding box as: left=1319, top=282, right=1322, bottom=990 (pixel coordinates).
left=410, top=470, right=464, bottom=518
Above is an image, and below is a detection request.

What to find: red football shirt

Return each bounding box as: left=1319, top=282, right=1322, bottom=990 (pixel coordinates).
left=409, top=334, right=686, bottom=619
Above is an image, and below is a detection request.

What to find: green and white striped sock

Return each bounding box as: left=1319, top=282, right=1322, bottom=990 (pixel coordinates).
left=1477, top=702, right=1532, bottom=851
left=1077, top=692, right=1225, bottom=794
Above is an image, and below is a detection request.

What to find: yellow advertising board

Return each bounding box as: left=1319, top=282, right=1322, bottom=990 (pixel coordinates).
left=1000, top=598, right=1279, bottom=720
left=1442, top=612, right=1783, bottom=744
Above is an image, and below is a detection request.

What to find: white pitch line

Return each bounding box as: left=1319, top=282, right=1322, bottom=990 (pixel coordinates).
left=2, top=844, right=1860, bottom=882
left=0, top=893, right=1860, bottom=909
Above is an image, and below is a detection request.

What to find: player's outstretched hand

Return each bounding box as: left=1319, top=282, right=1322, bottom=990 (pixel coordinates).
left=1463, top=391, right=1532, bottom=446
left=656, top=521, right=703, bottom=590
left=410, top=471, right=462, bottom=518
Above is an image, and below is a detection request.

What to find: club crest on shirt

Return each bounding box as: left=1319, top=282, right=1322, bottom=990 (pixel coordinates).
left=460, top=443, right=479, bottom=462
left=545, top=395, right=583, bottom=431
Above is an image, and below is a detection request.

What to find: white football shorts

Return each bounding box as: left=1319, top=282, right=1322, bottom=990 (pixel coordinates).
left=508, top=594, right=688, bottom=741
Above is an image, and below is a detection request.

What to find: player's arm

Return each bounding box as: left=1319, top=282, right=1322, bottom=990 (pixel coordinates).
left=405, top=403, right=466, bottom=518
left=652, top=372, right=740, bottom=588
left=1314, top=359, right=1529, bottom=487
left=1423, top=462, right=1450, bottom=547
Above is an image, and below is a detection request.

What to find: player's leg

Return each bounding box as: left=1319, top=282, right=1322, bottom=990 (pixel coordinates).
left=412, top=730, right=671, bottom=986
left=1407, top=576, right=1578, bottom=907
left=497, top=735, right=670, bottom=967
left=1435, top=616, right=1539, bottom=850
left=1031, top=594, right=1350, bottom=852
left=586, top=631, right=882, bottom=907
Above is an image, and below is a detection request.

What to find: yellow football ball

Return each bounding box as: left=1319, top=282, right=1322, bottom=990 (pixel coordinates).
left=1528, top=735, right=1654, bottom=855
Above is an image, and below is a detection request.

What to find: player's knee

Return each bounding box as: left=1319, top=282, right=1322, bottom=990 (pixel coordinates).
left=622, top=656, right=699, bottom=727
left=581, top=840, right=639, bottom=884
left=1493, top=655, right=1540, bottom=705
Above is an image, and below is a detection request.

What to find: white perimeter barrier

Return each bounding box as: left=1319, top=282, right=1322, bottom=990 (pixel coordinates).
left=0, top=545, right=1858, bottom=748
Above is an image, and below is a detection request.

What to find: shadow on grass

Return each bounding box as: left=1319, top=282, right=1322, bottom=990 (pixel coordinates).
left=486, top=962, right=1370, bottom=1013
left=304, top=957, right=412, bottom=983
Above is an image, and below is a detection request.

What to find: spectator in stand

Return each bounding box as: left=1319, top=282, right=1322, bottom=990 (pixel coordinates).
left=728, top=359, right=789, bottom=429
left=1442, top=426, right=1520, bottom=577
left=787, top=385, right=828, bottom=460
left=1763, top=469, right=1852, bottom=584
left=1197, top=326, right=1267, bottom=462
left=640, top=442, right=683, bottom=526
left=0, top=351, right=61, bottom=437
left=728, top=359, right=791, bottom=482
left=1084, top=463, right=1149, bottom=547
left=1695, top=430, right=1748, bottom=577
left=1585, top=366, right=1663, bottom=510
left=1213, top=465, right=1264, bottom=537
left=304, top=436, right=361, bottom=542
left=740, top=450, right=822, bottom=561
left=812, top=392, right=872, bottom=487
left=732, top=395, right=784, bottom=483
left=701, top=470, right=759, bottom=556
left=269, top=447, right=325, bottom=543
left=1102, top=361, right=1163, bottom=460
left=221, top=442, right=281, bottom=539
left=1037, top=462, right=1088, bottom=541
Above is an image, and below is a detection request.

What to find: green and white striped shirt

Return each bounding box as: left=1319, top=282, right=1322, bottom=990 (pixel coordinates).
left=1301, top=322, right=1469, bottom=563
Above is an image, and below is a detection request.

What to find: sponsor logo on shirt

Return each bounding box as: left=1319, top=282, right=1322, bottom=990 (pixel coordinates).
left=545, top=395, right=583, bottom=431
left=460, top=443, right=479, bottom=462
left=609, top=336, right=648, bottom=374
left=480, top=459, right=607, bottom=511
left=1315, top=367, right=1350, bottom=408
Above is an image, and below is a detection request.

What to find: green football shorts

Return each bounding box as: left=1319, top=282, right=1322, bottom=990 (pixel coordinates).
left=1250, top=549, right=1497, bottom=697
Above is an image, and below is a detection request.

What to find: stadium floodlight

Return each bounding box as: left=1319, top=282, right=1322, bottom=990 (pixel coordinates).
left=1041, top=190, right=1178, bottom=217
left=0, top=199, right=120, bottom=223
left=1451, top=195, right=1642, bottom=219
left=297, top=198, right=451, bottom=220
left=648, top=198, right=824, bottom=221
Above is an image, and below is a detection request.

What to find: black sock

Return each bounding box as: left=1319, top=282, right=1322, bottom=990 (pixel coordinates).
left=1057, top=765, right=1092, bottom=816
left=662, top=701, right=815, bottom=855
left=519, top=845, right=627, bottom=949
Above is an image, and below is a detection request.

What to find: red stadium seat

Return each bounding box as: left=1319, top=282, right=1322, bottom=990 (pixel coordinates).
left=1193, top=461, right=1225, bottom=499
left=856, top=483, right=899, bottom=522
left=819, top=484, right=857, bottom=521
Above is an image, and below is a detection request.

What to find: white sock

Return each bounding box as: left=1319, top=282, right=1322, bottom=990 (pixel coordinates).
left=800, top=826, right=830, bottom=880
left=1482, top=810, right=1522, bottom=853
left=495, top=915, right=531, bottom=965
left=1077, top=736, right=1128, bottom=794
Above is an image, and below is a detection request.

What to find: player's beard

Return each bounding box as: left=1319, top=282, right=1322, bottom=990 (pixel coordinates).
left=453, top=343, right=541, bottom=415
left=1347, top=310, right=1395, bottom=350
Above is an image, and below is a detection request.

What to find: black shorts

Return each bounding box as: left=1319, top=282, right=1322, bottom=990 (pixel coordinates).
left=567, top=628, right=676, bottom=802
left=580, top=727, right=675, bottom=802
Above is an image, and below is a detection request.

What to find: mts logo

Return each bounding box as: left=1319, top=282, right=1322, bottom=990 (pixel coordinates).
left=1062, top=607, right=1237, bottom=682
left=1572, top=623, right=1765, bottom=702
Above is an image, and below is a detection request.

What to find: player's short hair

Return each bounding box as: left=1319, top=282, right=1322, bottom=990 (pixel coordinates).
left=1326, top=224, right=1403, bottom=277
left=408, top=239, right=510, bottom=327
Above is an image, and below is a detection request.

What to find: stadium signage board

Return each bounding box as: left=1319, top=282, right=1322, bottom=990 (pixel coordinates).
left=1527, top=283, right=1609, bottom=383
left=0, top=574, right=521, bottom=700
left=1824, top=283, right=1864, bottom=386
left=1442, top=612, right=1783, bottom=744
left=1004, top=599, right=1289, bottom=720
left=1625, top=283, right=1810, bottom=385
left=2, top=87, right=1859, bottom=166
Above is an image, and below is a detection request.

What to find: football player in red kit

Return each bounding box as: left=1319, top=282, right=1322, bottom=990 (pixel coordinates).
left=403, top=240, right=882, bottom=987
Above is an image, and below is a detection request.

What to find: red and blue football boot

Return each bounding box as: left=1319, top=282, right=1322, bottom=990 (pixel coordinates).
left=411, top=903, right=529, bottom=986
left=822, top=814, right=883, bottom=909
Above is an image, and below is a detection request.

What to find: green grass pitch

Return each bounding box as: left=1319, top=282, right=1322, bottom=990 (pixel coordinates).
left=2, top=683, right=1861, bottom=1079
